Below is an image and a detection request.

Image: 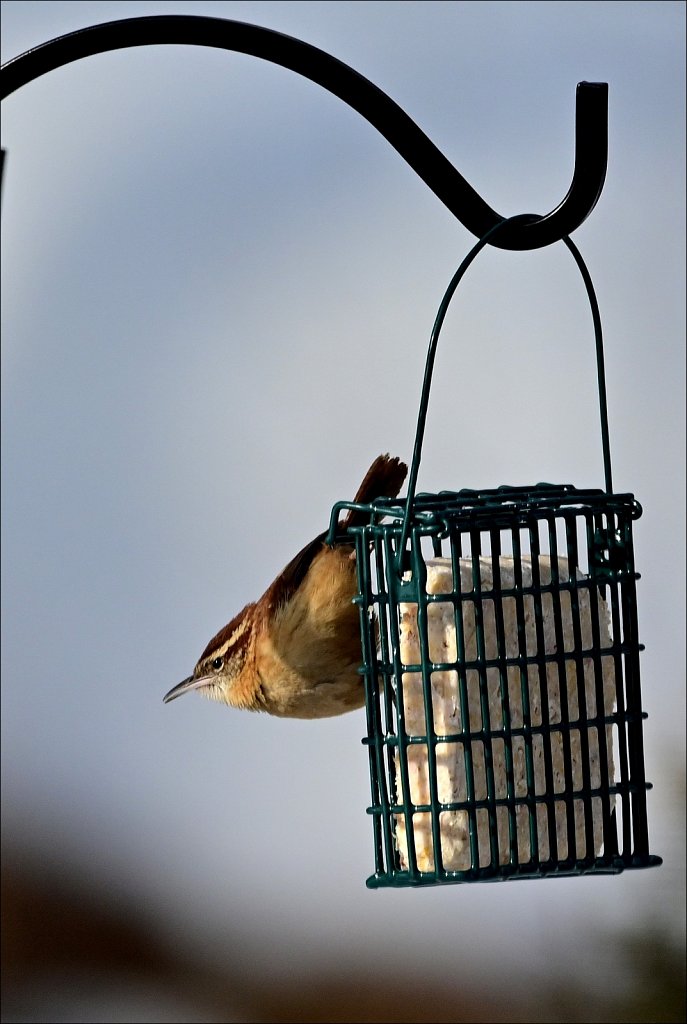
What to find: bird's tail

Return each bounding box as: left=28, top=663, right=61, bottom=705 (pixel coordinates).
left=342, top=454, right=408, bottom=529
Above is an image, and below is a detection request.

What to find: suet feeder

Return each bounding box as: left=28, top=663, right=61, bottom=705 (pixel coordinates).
left=1, top=15, right=662, bottom=889
left=328, top=227, right=662, bottom=887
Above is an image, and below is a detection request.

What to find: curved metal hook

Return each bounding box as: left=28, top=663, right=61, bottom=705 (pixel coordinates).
left=1, top=15, right=607, bottom=250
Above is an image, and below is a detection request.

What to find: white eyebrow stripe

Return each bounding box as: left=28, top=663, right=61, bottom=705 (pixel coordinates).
left=207, top=619, right=250, bottom=662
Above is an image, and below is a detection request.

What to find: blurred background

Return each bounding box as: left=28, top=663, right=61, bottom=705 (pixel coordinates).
left=1, top=2, right=685, bottom=1021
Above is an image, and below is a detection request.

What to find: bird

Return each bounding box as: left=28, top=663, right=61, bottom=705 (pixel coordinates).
left=163, top=454, right=407, bottom=718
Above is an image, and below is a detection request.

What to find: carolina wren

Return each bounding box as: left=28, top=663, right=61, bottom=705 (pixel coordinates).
left=163, top=454, right=407, bottom=718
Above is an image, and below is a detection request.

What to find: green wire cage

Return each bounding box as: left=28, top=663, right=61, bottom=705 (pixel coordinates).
left=328, top=224, right=662, bottom=888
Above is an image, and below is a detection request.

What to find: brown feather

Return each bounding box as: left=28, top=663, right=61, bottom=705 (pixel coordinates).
left=199, top=603, right=254, bottom=662
left=343, top=453, right=407, bottom=528
left=265, top=454, right=407, bottom=614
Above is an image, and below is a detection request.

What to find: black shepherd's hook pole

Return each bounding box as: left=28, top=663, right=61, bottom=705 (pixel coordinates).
left=1, top=15, right=607, bottom=250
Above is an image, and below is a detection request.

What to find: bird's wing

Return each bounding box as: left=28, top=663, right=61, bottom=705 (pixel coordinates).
left=265, top=454, right=407, bottom=612
left=264, top=532, right=329, bottom=613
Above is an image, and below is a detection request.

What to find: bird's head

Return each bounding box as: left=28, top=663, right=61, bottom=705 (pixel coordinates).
left=163, top=603, right=257, bottom=708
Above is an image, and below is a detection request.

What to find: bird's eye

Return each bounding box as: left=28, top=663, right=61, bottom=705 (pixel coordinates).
left=211, top=657, right=223, bottom=671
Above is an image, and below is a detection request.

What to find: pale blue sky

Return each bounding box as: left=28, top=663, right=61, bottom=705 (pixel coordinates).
left=2, top=0, right=685, bottom=1012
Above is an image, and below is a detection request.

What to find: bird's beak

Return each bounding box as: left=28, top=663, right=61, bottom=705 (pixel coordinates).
left=163, top=675, right=213, bottom=704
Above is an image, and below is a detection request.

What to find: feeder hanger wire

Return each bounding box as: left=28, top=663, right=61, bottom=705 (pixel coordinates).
left=396, top=220, right=616, bottom=569
left=1, top=15, right=607, bottom=250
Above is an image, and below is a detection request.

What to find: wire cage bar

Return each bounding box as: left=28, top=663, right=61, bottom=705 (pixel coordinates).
left=328, top=226, right=661, bottom=888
